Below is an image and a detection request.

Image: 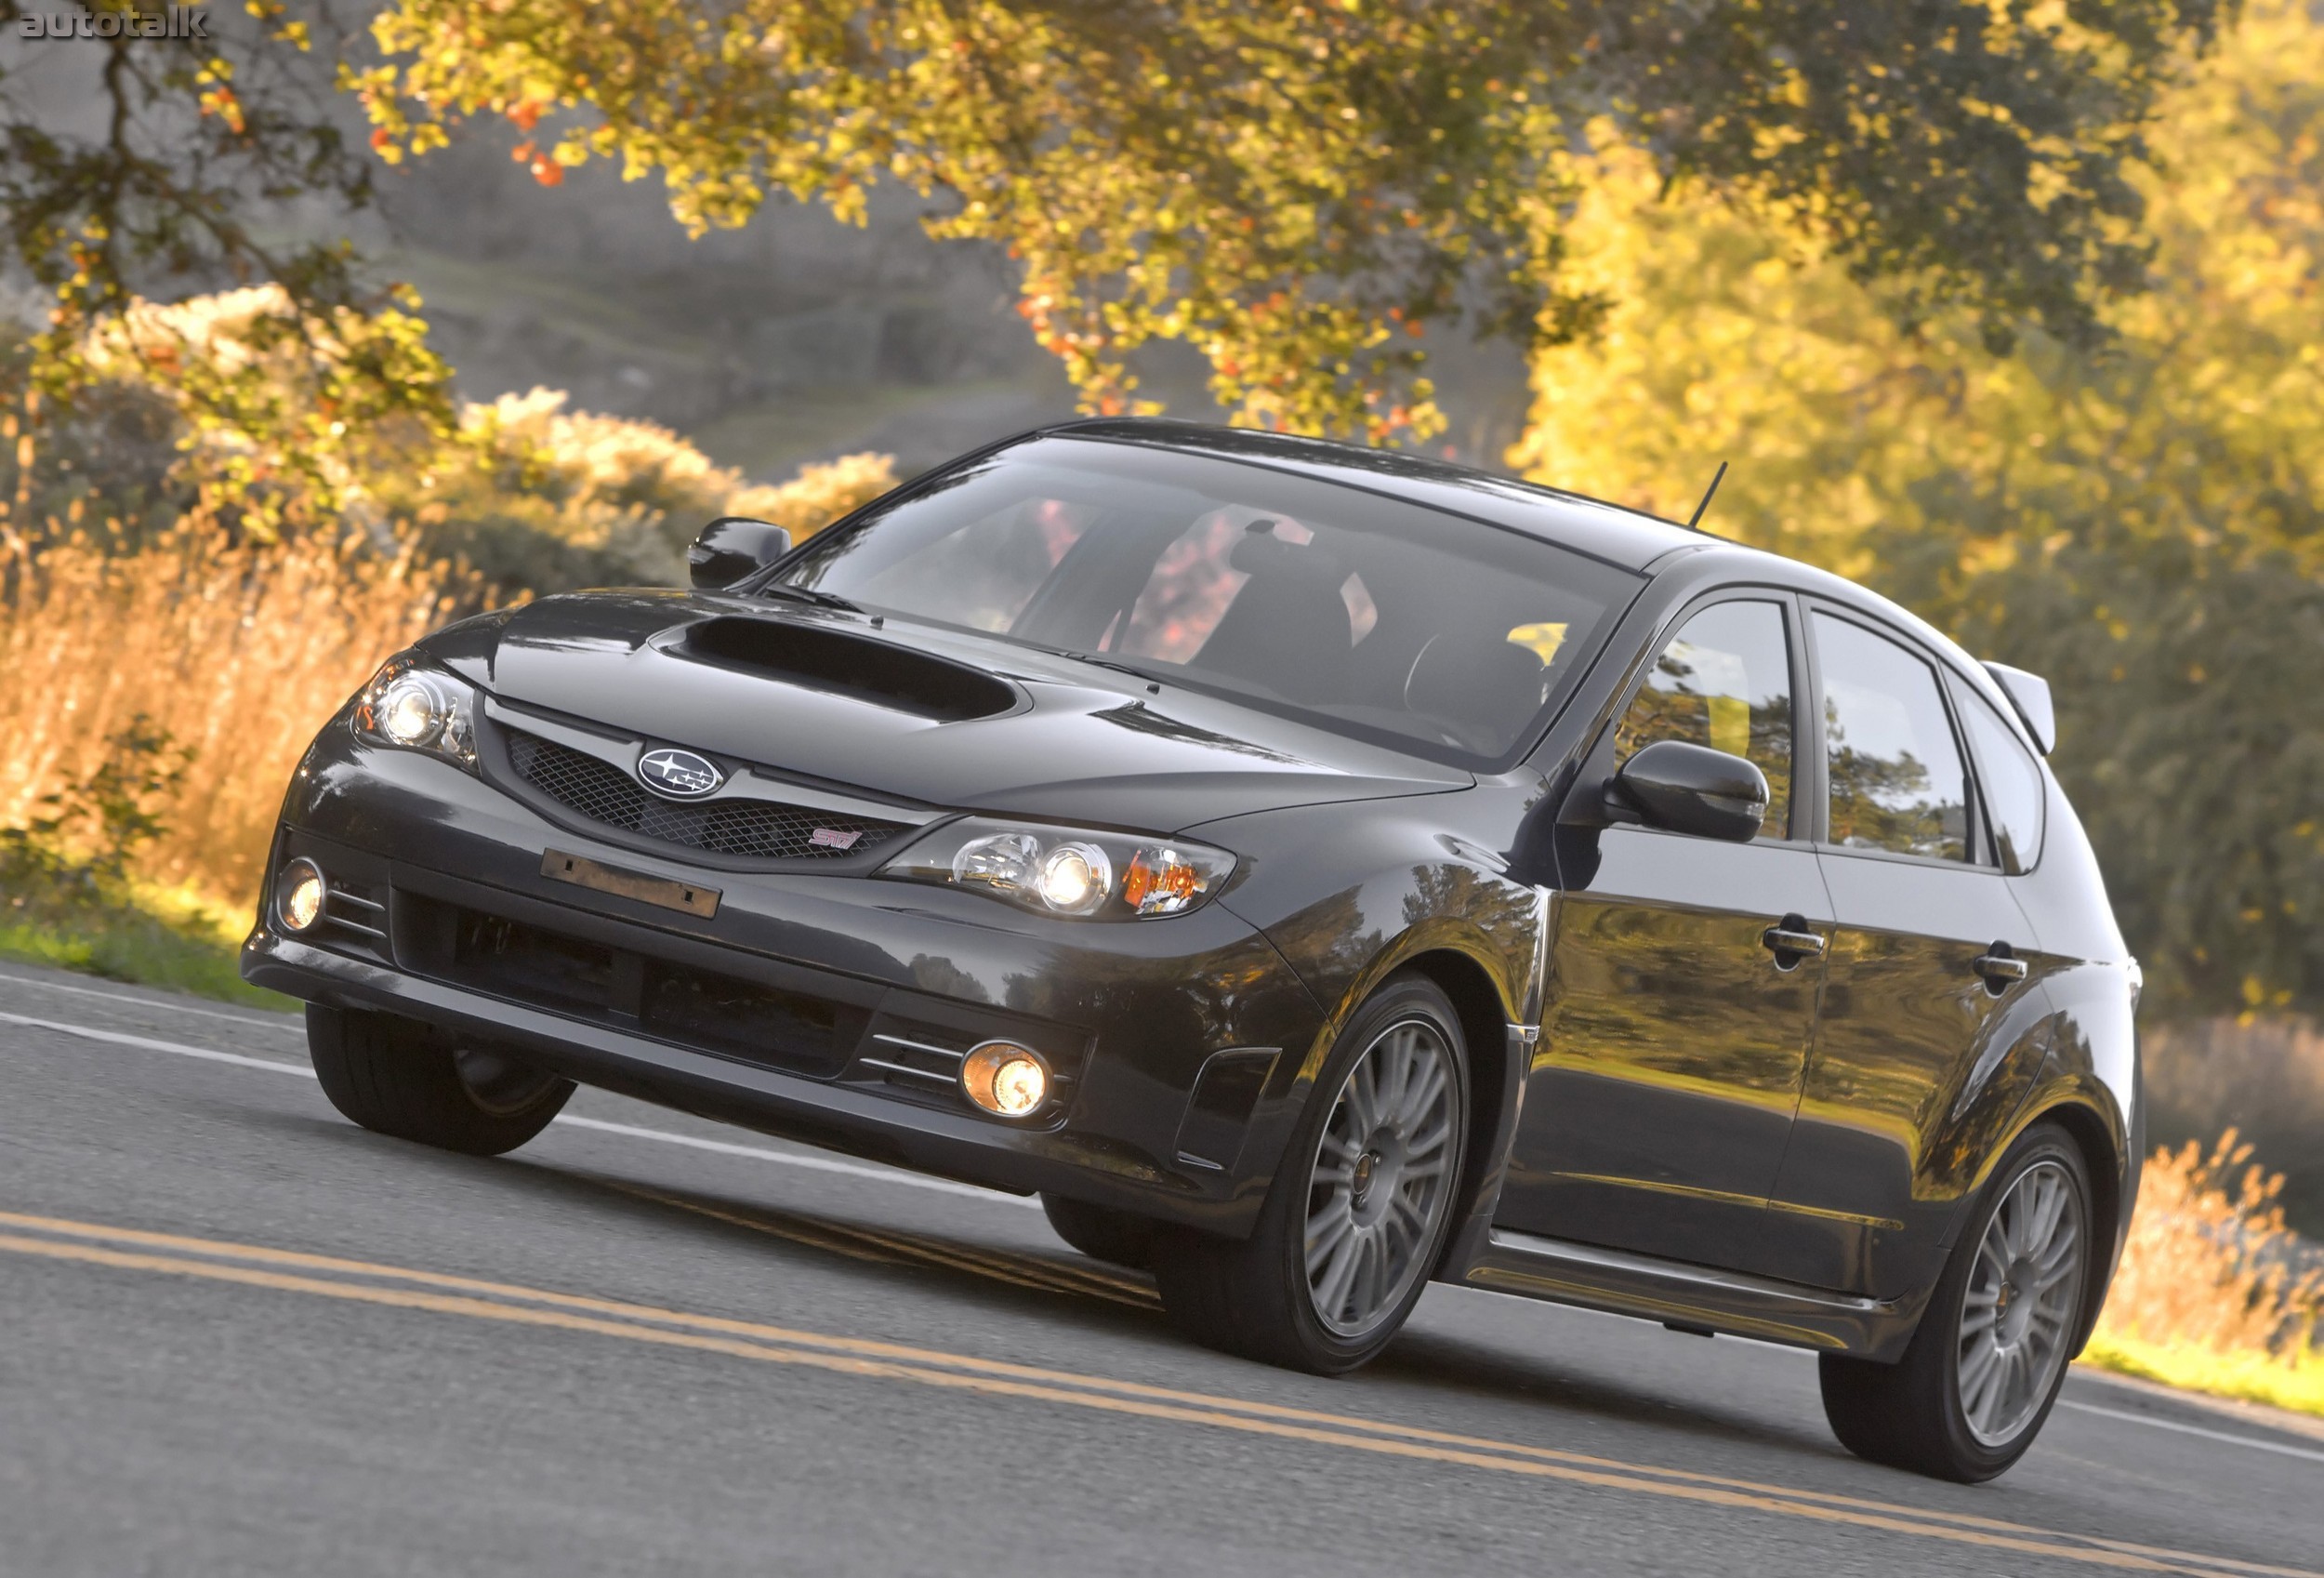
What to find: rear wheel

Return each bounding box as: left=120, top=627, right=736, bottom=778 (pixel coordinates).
left=308, top=1003, right=573, bottom=1157
left=1154, top=974, right=1468, bottom=1373
left=1040, top=1194, right=1158, bottom=1271
left=1819, top=1121, right=2092, bottom=1481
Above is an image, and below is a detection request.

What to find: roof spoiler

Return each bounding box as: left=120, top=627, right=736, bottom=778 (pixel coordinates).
left=1982, top=662, right=2055, bottom=755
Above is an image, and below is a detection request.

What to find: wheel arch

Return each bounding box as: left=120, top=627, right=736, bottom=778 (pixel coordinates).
left=1377, top=947, right=1533, bottom=1282
left=1994, top=1094, right=2129, bottom=1357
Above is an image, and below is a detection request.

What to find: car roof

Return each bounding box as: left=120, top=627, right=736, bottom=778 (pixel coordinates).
left=1035, top=418, right=1710, bottom=574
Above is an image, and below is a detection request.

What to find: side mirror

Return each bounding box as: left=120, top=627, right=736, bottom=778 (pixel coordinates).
left=688, top=517, right=793, bottom=590
left=1611, top=740, right=1767, bottom=842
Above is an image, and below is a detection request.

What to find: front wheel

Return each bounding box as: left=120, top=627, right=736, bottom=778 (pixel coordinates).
left=1819, top=1121, right=2093, bottom=1481
left=308, top=1004, right=573, bottom=1157
left=1154, top=973, right=1469, bottom=1373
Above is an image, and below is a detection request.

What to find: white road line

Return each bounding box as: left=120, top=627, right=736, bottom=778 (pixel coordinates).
left=2056, top=1399, right=2324, bottom=1465
left=0, top=970, right=299, bottom=1029
left=9, top=1001, right=2322, bottom=1461
left=0, top=1010, right=1036, bottom=1209
left=553, top=1116, right=1037, bottom=1207
left=0, top=1012, right=318, bottom=1075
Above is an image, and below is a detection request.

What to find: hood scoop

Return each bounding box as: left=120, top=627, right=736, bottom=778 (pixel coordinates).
left=674, top=616, right=1017, bottom=723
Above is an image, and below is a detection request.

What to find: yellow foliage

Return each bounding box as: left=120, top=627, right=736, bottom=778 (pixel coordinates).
left=389, top=390, right=895, bottom=589
left=0, top=372, right=896, bottom=911
left=0, top=522, right=482, bottom=907
left=75, top=283, right=455, bottom=541
left=351, top=0, right=2204, bottom=443
left=1511, top=0, right=2324, bottom=577
left=729, top=451, right=900, bottom=542
left=2083, top=1132, right=2324, bottom=1415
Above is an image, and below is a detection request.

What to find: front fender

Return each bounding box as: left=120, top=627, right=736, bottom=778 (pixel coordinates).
left=1195, top=793, right=1549, bottom=1245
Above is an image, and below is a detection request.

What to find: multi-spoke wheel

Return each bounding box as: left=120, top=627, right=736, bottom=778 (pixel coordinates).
left=1957, top=1160, right=2084, bottom=1447
left=1303, top=1018, right=1459, bottom=1338
left=309, top=1004, right=573, bottom=1156
left=1820, top=1121, right=2093, bottom=1481
left=1154, top=973, right=1470, bottom=1373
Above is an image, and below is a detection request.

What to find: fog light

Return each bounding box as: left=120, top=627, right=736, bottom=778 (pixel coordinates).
left=274, top=857, right=326, bottom=934
left=960, top=1040, right=1050, bottom=1119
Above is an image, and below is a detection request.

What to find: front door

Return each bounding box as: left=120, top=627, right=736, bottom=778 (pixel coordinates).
left=1498, top=597, right=1831, bottom=1272
left=1767, top=611, right=2049, bottom=1296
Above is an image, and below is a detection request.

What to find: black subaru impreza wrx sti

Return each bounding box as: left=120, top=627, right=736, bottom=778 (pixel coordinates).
left=245, top=419, right=2138, bottom=1482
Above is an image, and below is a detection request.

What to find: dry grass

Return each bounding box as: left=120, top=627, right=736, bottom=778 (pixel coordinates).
left=2085, top=1132, right=2324, bottom=1415
left=0, top=523, right=481, bottom=908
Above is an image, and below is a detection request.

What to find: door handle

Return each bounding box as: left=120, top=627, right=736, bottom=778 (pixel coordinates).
left=1974, top=949, right=2029, bottom=985
left=1762, top=924, right=1827, bottom=961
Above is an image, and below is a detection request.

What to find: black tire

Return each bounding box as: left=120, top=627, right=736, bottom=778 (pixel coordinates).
left=1040, top=1193, right=1159, bottom=1271
left=1819, top=1121, right=2094, bottom=1481
left=1153, top=973, right=1470, bottom=1374
left=307, top=1003, right=573, bottom=1157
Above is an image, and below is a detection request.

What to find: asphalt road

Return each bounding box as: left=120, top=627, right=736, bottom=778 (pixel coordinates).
left=3, top=961, right=2319, bottom=1578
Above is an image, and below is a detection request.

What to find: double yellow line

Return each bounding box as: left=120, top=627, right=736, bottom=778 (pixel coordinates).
left=0, top=1208, right=2303, bottom=1577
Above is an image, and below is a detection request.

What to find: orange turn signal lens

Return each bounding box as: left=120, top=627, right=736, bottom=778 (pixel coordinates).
left=1124, top=848, right=1206, bottom=915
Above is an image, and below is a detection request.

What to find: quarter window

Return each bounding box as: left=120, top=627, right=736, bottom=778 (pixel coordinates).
left=1615, top=601, right=1795, bottom=841
left=1953, top=683, right=2046, bottom=872
left=1813, top=615, right=1970, bottom=861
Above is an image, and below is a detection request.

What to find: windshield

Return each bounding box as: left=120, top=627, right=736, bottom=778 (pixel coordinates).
left=772, top=437, right=1640, bottom=766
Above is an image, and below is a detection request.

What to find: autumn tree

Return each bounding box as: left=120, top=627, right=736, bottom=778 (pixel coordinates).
left=1512, top=0, right=2324, bottom=1018
left=7, top=0, right=2227, bottom=460
left=0, top=0, right=458, bottom=532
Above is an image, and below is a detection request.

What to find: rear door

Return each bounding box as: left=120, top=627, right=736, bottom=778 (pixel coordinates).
left=1766, top=608, right=2048, bottom=1295
left=1498, top=595, right=1832, bottom=1272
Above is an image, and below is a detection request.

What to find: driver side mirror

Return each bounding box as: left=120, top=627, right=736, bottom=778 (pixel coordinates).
left=688, top=517, right=793, bottom=590
left=1609, top=740, right=1767, bottom=842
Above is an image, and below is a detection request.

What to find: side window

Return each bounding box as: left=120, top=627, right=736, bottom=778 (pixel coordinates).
left=1952, top=681, right=2046, bottom=873
left=1614, top=601, right=1795, bottom=840
left=1812, top=614, right=1970, bottom=861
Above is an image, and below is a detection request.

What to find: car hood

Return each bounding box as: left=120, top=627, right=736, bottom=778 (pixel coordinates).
left=432, top=592, right=1469, bottom=831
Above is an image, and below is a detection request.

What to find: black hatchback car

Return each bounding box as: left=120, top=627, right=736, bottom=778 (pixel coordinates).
left=245, top=420, right=2138, bottom=1482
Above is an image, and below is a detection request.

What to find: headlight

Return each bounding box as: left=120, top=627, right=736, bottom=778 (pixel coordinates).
left=353, top=656, right=478, bottom=769
left=878, top=817, right=1235, bottom=920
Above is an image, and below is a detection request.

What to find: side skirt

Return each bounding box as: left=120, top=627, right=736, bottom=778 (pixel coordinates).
left=1460, top=1228, right=1929, bottom=1360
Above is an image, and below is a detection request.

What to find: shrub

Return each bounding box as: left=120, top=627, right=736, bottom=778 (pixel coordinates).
left=378, top=390, right=897, bottom=596
left=0, top=522, right=480, bottom=907
left=2089, top=1133, right=2324, bottom=1414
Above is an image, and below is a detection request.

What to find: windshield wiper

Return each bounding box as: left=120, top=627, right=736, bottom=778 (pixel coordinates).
left=1023, top=643, right=1166, bottom=688
left=755, top=581, right=863, bottom=614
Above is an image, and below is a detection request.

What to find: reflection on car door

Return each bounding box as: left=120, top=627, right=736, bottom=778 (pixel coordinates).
left=1499, top=597, right=1833, bottom=1274
left=1767, top=610, right=2050, bottom=1296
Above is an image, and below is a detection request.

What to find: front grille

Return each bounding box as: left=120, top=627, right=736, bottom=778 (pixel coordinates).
left=503, top=727, right=909, bottom=862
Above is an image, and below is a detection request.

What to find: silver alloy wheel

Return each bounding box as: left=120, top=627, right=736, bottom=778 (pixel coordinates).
left=1303, top=1017, right=1459, bottom=1338
left=1957, top=1159, right=2084, bottom=1447
left=453, top=1046, right=561, bottom=1116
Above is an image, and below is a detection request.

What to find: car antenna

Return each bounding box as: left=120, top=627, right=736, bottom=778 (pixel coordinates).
left=1684, top=461, right=1728, bottom=534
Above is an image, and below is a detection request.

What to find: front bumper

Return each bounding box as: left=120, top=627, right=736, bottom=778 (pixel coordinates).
left=244, top=719, right=1327, bottom=1236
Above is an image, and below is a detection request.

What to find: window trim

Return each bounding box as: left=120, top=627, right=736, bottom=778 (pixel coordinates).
left=1586, top=588, right=1818, bottom=849
left=1946, top=670, right=2048, bottom=877
left=1800, top=600, right=1993, bottom=872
